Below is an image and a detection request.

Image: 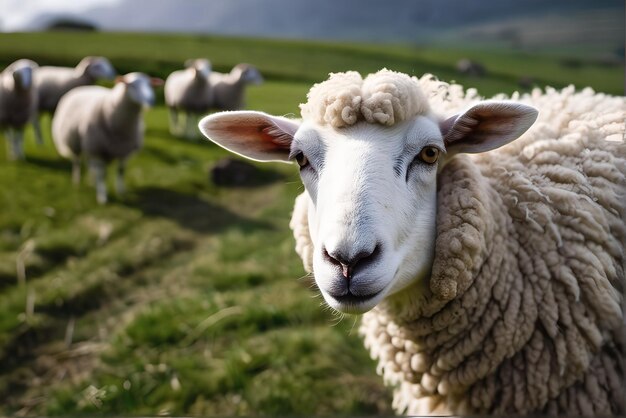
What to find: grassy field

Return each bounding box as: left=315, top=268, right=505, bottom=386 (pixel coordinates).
left=0, top=32, right=622, bottom=415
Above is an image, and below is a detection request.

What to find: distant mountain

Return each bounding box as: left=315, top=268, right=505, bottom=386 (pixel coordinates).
left=11, top=0, right=625, bottom=45
left=21, top=13, right=98, bottom=32
left=47, top=18, right=98, bottom=31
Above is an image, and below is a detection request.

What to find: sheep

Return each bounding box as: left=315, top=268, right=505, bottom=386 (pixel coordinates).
left=52, top=72, right=162, bottom=204
left=209, top=63, right=263, bottom=111
left=164, top=58, right=212, bottom=139
left=0, top=59, right=38, bottom=160
left=456, top=58, right=487, bottom=77
left=33, top=56, right=116, bottom=144
left=199, top=69, right=626, bottom=416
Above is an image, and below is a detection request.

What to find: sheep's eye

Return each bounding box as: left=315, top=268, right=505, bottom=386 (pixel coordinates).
left=295, top=152, right=309, bottom=168
left=418, top=146, right=440, bottom=164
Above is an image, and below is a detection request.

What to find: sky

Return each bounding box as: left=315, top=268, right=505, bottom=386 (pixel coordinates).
left=0, top=0, right=622, bottom=51
left=0, top=0, right=122, bottom=31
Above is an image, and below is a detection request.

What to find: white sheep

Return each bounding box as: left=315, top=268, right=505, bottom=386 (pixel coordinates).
left=209, top=63, right=263, bottom=111
left=164, top=58, right=212, bottom=139
left=33, top=56, right=116, bottom=144
left=52, top=72, right=162, bottom=204
left=199, top=69, right=626, bottom=416
left=0, top=59, right=38, bottom=160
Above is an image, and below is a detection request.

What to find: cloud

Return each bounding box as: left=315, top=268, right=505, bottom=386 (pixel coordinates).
left=0, top=0, right=121, bottom=31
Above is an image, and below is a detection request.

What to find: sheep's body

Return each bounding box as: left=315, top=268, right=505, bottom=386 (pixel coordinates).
left=209, top=63, right=263, bottom=111
left=36, top=66, right=95, bottom=113
left=52, top=86, right=142, bottom=160
left=0, top=60, right=38, bottom=128
left=290, top=78, right=626, bottom=415
left=0, top=59, right=38, bottom=159
left=165, top=71, right=212, bottom=112
left=35, top=57, right=116, bottom=113
left=52, top=73, right=154, bottom=204
left=164, top=59, right=212, bottom=138
left=33, top=56, right=115, bottom=145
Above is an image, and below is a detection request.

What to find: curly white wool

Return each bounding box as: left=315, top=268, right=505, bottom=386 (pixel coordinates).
left=299, top=69, right=430, bottom=128
left=290, top=73, right=626, bottom=416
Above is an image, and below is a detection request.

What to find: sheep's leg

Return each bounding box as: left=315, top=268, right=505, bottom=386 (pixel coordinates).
left=14, top=129, right=25, bottom=160
left=185, top=112, right=197, bottom=139
left=115, top=159, right=127, bottom=197
left=32, top=116, right=44, bottom=145
left=4, top=128, right=14, bottom=160
left=89, top=158, right=108, bottom=204
left=72, top=159, right=81, bottom=185
left=5, top=128, right=20, bottom=160
left=168, top=108, right=179, bottom=136
left=177, top=111, right=186, bottom=137
left=176, top=111, right=185, bottom=137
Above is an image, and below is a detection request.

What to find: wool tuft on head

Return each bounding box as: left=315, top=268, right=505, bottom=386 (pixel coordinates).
left=299, top=69, right=429, bottom=128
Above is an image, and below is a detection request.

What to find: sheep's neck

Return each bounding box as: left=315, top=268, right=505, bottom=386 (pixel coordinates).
left=73, top=69, right=96, bottom=84
left=380, top=155, right=504, bottom=324
left=228, top=68, right=246, bottom=86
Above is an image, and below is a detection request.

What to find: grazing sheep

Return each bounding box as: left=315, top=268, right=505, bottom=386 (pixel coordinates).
left=199, top=69, right=626, bottom=416
left=456, top=58, right=487, bottom=77
left=33, top=56, right=116, bottom=144
left=52, top=72, right=161, bottom=204
left=0, top=59, right=38, bottom=160
left=164, top=58, right=212, bottom=138
left=209, top=63, right=263, bottom=111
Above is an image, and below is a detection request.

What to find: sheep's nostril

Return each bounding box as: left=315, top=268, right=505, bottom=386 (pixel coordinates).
left=322, top=247, right=340, bottom=266
left=323, top=244, right=382, bottom=282
left=360, top=244, right=381, bottom=265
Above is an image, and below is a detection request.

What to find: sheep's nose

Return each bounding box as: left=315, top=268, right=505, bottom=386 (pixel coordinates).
left=322, top=244, right=381, bottom=281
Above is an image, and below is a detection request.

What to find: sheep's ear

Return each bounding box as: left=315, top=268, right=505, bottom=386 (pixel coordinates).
left=440, top=101, right=538, bottom=154
left=198, top=111, right=300, bottom=163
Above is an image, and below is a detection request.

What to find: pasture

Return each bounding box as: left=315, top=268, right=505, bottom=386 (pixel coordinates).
left=0, top=32, right=622, bottom=415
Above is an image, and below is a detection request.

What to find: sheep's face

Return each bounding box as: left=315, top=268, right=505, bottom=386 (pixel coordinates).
left=241, top=66, right=264, bottom=85
left=292, top=118, right=442, bottom=313
left=127, top=77, right=155, bottom=107
left=9, top=60, right=38, bottom=92
left=199, top=101, right=537, bottom=314
left=186, top=59, right=211, bottom=78
left=118, top=73, right=163, bottom=108
left=13, top=66, right=34, bottom=91
left=84, top=57, right=116, bottom=80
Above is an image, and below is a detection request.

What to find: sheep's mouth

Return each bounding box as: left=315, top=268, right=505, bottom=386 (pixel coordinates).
left=330, top=290, right=381, bottom=305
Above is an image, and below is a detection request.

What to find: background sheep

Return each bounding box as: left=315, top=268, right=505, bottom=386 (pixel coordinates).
left=33, top=56, right=116, bottom=144
left=209, top=63, right=263, bottom=111
left=455, top=58, right=487, bottom=77
left=0, top=59, right=38, bottom=160
left=52, top=72, right=162, bottom=204
left=164, top=58, right=212, bottom=139
left=199, top=70, right=625, bottom=416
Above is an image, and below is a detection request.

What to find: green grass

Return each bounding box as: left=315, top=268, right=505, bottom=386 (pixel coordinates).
left=0, top=77, right=388, bottom=415
left=1, top=32, right=623, bottom=96
left=0, top=31, right=622, bottom=415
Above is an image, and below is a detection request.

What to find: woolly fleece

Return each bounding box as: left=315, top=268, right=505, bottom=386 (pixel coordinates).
left=299, top=69, right=430, bottom=127
left=290, top=73, right=626, bottom=415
